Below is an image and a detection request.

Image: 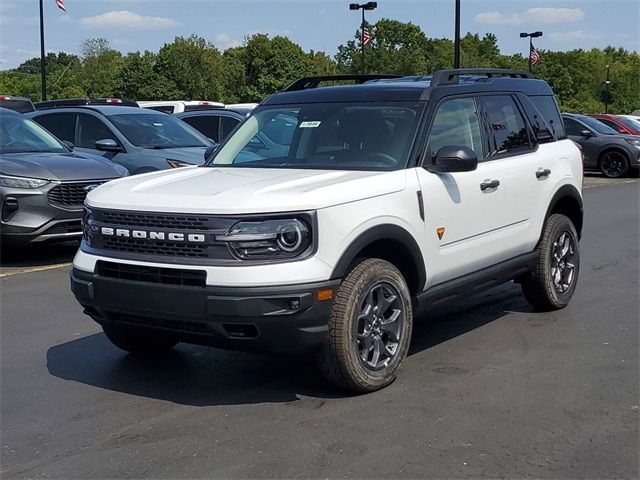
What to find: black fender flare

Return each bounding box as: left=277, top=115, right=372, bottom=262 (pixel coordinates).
left=330, top=224, right=427, bottom=292
left=543, top=184, right=584, bottom=239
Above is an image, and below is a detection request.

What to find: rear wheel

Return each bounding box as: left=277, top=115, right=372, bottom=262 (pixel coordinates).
left=102, top=324, right=177, bottom=356
left=317, top=258, right=413, bottom=392
left=599, top=151, right=629, bottom=178
left=521, top=214, right=580, bottom=311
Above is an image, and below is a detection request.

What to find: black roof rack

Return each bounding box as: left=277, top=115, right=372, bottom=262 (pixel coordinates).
left=282, top=74, right=403, bottom=92
left=35, top=97, right=139, bottom=110
left=430, top=69, right=532, bottom=87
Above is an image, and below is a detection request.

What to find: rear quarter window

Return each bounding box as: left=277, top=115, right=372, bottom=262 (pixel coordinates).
left=528, top=95, right=566, bottom=140
left=33, top=112, right=76, bottom=143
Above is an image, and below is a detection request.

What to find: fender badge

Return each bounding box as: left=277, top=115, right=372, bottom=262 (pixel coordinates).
left=436, top=227, right=445, bottom=240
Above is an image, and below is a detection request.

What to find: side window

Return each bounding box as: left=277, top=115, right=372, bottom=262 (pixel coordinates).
left=76, top=114, right=118, bottom=149
left=480, top=95, right=532, bottom=156
left=564, top=118, right=584, bottom=136
left=33, top=113, right=75, bottom=143
left=425, top=97, right=483, bottom=161
left=597, top=118, right=623, bottom=133
left=182, top=115, right=220, bottom=142
left=528, top=95, right=566, bottom=140
left=220, top=116, right=240, bottom=140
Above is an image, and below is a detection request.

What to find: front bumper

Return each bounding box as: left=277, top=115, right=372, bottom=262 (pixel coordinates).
left=71, top=267, right=339, bottom=355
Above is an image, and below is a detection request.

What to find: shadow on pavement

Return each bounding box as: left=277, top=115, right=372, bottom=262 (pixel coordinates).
left=0, top=241, right=79, bottom=269
left=47, top=282, right=531, bottom=406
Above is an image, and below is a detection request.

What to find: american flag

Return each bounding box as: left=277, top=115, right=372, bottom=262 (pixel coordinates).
left=530, top=44, right=540, bottom=65
left=55, top=0, right=66, bottom=12
left=362, top=25, right=372, bottom=47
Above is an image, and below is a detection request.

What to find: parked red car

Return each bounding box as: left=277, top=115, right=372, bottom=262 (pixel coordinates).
left=591, top=114, right=640, bottom=136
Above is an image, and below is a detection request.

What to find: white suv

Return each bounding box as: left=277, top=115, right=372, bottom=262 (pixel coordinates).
left=71, top=70, right=584, bottom=392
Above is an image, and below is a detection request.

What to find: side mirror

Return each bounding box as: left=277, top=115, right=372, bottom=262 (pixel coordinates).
left=204, top=144, right=218, bottom=160
left=61, top=140, right=75, bottom=150
left=95, top=139, right=123, bottom=152
left=426, top=146, right=478, bottom=173
left=580, top=130, right=595, bottom=137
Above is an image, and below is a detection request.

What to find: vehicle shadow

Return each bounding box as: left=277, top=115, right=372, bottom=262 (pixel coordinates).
left=0, top=241, right=79, bottom=269
left=47, top=283, right=531, bottom=406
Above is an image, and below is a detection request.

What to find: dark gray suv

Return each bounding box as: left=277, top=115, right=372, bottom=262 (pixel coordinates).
left=27, top=106, right=214, bottom=175
left=563, top=113, right=640, bottom=177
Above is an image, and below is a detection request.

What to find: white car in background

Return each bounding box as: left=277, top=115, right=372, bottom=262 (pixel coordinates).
left=139, top=100, right=225, bottom=114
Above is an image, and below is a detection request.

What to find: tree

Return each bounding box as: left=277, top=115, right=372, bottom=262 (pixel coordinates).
left=79, top=38, right=123, bottom=97
left=113, top=51, right=181, bottom=100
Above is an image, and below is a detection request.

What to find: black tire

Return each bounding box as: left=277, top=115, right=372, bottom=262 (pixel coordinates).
left=102, top=324, right=177, bottom=356
left=317, top=258, right=413, bottom=392
left=599, top=151, right=629, bottom=178
left=521, top=214, right=580, bottom=311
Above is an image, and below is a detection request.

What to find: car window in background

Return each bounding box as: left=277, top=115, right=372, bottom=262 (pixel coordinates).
left=182, top=115, right=220, bottom=142
left=617, top=116, right=640, bottom=131
left=33, top=112, right=76, bottom=143
left=77, top=114, right=119, bottom=149
left=427, top=97, right=484, bottom=160
left=146, top=106, right=175, bottom=114
left=220, top=116, right=240, bottom=140
left=597, top=118, right=624, bottom=133
left=564, top=118, right=586, bottom=136
left=481, top=95, right=531, bottom=156
left=261, top=114, right=297, bottom=145
left=0, top=114, right=65, bottom=153
left=108, top=113, right=210, bottom=149
left=578, top=115, right=617, bottom=135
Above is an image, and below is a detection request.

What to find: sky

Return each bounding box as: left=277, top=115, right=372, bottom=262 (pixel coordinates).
left=0, top=0, right=638, bottom=69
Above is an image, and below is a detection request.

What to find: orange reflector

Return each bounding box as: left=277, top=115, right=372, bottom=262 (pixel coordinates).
left=316, top=288, right=334, bottom=301
left=436, top=227, right=445, bottom=240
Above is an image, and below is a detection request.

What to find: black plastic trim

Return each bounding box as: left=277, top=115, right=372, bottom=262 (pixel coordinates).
left=543, top=185, right=584, bottom=239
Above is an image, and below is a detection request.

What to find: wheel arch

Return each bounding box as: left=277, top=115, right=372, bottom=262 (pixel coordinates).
left=330, top=224, right=427, bottom=295
left=543, top=184, right=584, bottom=239
left=598, top=146, right=631, bottom=166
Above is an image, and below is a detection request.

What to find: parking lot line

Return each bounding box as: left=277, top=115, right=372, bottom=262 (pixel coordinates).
left=0, top=263, right=72, bottom=278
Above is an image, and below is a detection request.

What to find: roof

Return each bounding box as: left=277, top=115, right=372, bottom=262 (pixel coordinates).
left=31, top=105, right=155, bottom=116
left=263, top=71, right=554, bottom=106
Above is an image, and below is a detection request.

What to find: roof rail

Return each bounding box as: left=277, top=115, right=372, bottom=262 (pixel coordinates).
left=282, top=74, right=403, bottom=92
left=430, top=69, right=532, bottom=87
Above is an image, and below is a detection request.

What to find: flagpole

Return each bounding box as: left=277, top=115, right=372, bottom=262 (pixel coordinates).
left=361, top=8, right=365, bottom=74
left=528, top=37, right=532, bottom=73
left=39, top=0, right=47, bottom=101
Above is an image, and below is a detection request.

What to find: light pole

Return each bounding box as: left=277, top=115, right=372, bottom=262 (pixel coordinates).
left=605, top=64, right=611, bottom=114
left=349, top=2, right=377, bottom=74
left=39, top=0, right=47, bottom=101
left=454, top=0, right=461, bottom=68
left=520, top=31, right=543, bottom=72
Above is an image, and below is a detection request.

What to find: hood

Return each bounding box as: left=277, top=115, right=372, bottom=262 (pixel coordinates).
left=86, top=166, right=407, bottom=214
left=141, top=146, right=208, bottom=165
left=0, top=151, right=125, bottom=181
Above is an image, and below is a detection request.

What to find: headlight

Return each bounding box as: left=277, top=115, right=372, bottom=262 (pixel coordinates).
left=0, top=175, right=49, bottom=189
left=624, top=138, right=640, bottom=148
left=216, top=218, right=312, bottom=260
left=166, top=159, right=193, bottom=168
left=82, top=206, right=94, bottom=244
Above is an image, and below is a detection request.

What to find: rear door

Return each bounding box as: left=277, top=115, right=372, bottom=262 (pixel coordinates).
left=415, top=95, right=515, bottom=286
left=32, top=112, right=76, bottom=144
left=564, top=117, right=599, bottom=169
left=181, top=115, right=221, bottom=142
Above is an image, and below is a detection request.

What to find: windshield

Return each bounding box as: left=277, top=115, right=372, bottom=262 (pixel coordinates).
left=580, top=116, right=618, bottom=135
left=618, top=116, right=640, bottom=131
left=0, top=113, right=65, bottom=154
left=207, top=102, right=423, bottom=171
left=108, top=113, right=210, bottom=149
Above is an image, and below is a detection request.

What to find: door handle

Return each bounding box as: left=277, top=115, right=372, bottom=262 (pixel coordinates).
left=480, top=179, right=500, bottom=191
left=536, top=168, right=551, bottom=179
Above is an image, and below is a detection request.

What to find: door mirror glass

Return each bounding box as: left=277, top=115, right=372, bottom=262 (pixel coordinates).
left=426, top=146, right=478, bottom=173
left=95, top=138, right=123, bottom=152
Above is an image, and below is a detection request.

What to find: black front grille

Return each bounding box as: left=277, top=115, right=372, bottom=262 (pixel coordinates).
left=49, top=182, right=105, bottom=208
left=102, top=237, right=208, bottom=257
left=45, top=221, right=82, bottom=235
left=96, top=261, right=206, bottom=287
left=99, top=211, right=210, bottom=230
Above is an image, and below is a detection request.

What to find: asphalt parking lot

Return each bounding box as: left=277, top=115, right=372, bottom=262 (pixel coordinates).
left=1, top=175, right=638, bottom=479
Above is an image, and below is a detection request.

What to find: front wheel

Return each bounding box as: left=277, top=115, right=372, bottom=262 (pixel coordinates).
left=600, top=151, right=629, bottom=178
left=317, top=258, right=413, bottom=392
left=103, top=324, right=178, bottom=356
left=521, top=214, right=580, bottom=311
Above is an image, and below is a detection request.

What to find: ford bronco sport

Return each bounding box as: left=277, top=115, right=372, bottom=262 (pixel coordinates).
left=71, top=69, right=583, bottom=392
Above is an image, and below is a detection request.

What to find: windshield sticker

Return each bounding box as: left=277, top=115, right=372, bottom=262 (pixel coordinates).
left=299, top=121, right=321, bottom=128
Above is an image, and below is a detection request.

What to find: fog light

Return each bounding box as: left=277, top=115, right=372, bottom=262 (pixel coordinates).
left=2, top=197, right=19, bottom=221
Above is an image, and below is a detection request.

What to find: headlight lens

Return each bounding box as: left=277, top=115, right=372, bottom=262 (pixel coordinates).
left=624, top=138, right=640, bottom=148
left=0, top=175, right=49, bottom=189
left=82, top=206, right=94, bottom=244
left=216, top=218, right=312, bottom=260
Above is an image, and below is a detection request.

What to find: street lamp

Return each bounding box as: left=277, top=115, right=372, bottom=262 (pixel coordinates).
left=520, top=31, right=543, bottom=72
left=605, top=64, right=611, bottom=114
left=349, top=2, right=377, bottom=74
left=454, top=0, right=461, bottom=68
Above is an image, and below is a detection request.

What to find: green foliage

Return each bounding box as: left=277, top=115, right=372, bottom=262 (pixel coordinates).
left=1, top=24, right=638, bottom=113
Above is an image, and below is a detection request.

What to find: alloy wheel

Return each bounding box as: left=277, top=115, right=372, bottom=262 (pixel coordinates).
left=551, top=232, right=576, bottom=294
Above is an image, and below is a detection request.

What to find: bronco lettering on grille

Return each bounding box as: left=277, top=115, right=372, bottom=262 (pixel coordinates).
left=100, top=227, right=206, bottom=243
